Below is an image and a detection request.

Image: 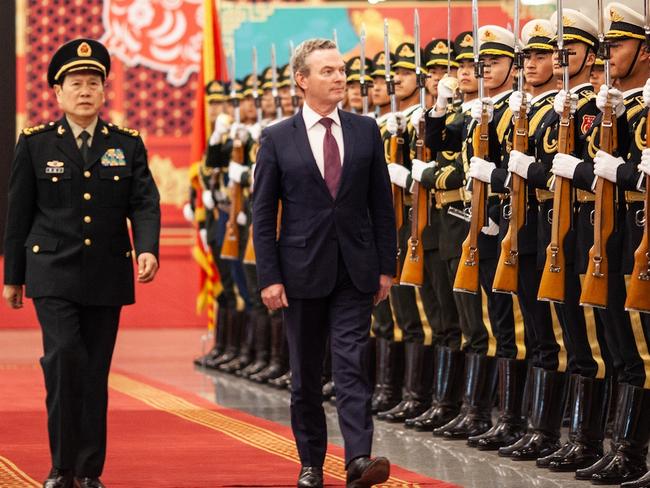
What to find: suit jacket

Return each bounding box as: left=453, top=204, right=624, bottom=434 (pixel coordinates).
left=3, top=117, right=161, bottom=306
left=252, top=109, right=396, bottom=298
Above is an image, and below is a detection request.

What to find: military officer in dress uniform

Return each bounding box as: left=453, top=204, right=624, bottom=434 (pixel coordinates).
left=3, top=39, right=161, bottom=488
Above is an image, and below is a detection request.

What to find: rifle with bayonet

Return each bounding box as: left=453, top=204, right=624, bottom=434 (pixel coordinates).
left=625, top=0, right=650, bottom=312
left=385, top=19, right=406, bottom=282
left=538, top=0, right=575, bottom=303
left=493, top=0, right=528, bottom=294
left=454, top=0, right=487, bottom=294
left=580, top=0, right=617, bottom=308
left=221, top=51, right=246, bottom=261
left=289, top=41, right=300, bottom=114
left=360, top=24, right=369, bottom=116
left=400, top=9, right=428, bottom=287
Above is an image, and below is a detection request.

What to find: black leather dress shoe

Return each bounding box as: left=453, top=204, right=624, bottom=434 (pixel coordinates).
left=346, top=456, right=390, bottom=487
left=43, top=468, right=73, bottom=488
left=74, top=477, right=106, bottom=488
left=297, top=466, right=323, bottom=488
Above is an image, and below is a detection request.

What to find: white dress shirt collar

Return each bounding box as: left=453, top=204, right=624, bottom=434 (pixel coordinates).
left=302, top=102, right=341, bottom=130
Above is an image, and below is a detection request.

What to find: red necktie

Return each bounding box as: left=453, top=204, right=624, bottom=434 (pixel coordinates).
left=319, top=118, right=341, bottom=198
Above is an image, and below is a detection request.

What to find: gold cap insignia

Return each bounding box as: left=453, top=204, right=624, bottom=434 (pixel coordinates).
left=481, top=29, right=497, bottom=42
left=376, top=52, right=386, bottom=65
left=77, top=41, right=92, bottom=57
left=609, top=8, right=624, bottom=22
left=562, top=15, right=576, bottom=27
left=46, top=160, right=64, bottom=167
left=460, top=34, right=474, bottom=48
left=531, top=23, right=551, bottom=37
left=351, top=58, right=361, bottom=70
left=399, top=45, right=415, bottom=58
left=432, top=41, right=449, bottom=55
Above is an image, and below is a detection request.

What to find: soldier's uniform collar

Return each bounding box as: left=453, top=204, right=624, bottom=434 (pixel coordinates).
left=66, top=116, right=98, bottom=141
left=570, top=83, right=592, bottom=94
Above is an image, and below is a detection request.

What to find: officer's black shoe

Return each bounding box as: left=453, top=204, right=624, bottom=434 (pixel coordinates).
left=371, top=339, right=404, bottom=415
left=509, top=432, right=561, bottom=461
left=536, top=442, right=574, bottom=468
left=43, top=468, right=73, bottom=488
left=575, top=452, right=616, bottom=480
left=407, top=403, right=460, bottom=431
left=345, top=456, right=390, bottom=488
left=193, top=346, right=220, bottom=367
left=589, top=451, right=647, bottom=485
left=621, top=469, right=650, bottom=487
left=297, top=467, right=323, bottom=488
left=547, top=442, right=603, bottom=472
left=268, top=370, right=291, bottom=389
left=73, top=478, right=105, bottom=488
left=239, top=357, right=268, bottom=378
left=470, top=420, right=526, bottom=450
left=498, top=433, right=532, bottom=457
left=432, top=409, right=466, bottom=437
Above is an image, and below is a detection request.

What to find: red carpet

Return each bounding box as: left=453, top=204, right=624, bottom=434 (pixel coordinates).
left=0, top=252, right=205, bottom=329
left=0, top=364, right=460, bottom=487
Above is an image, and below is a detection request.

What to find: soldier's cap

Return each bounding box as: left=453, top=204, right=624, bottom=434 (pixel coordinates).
left=478, top=25, right=515, bottom=58
left=549, top=9, right=599, bottom=49
left=522, top=19, right=555, bottom=52
left=47, top=38, right=111, bottom=87
left=278, top=64, right=292, bottom=88
left=345, top=56, right=373, bottom=83
left=260, top=66, right=278, bottom=90
left=454, top=31, right=475, bottom=61
left=205, top=80, right=227, bottom=102
left=594, top=56, right=605, bottom=67
left=226, top=79, right=244, bottom=100
left=392, top=42, right=426, bottom=71
left=242, top=73, right=263, bottom=98
left=605, top=2, right=646, bottom=41
left=425, top=39, right=459, bottom=68
left=370, top=51, right=395, bottom=77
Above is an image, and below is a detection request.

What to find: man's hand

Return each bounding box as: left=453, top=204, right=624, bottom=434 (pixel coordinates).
left=374, top=274, right=392, bottom=305
left=137, top=253, right=159, bottom=283
left=3, top=285, right=23, bottom=309
left=261, top=283, right=288, bottom=311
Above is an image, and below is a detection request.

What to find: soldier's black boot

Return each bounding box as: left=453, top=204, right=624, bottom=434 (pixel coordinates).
left=622, top=468, right=650, bottom=487
left=543, top=376, right=610, bottom=471
left=377, top=342, right=433, bottom=423
left=505, top=367, right=568, bottom=461
left=468, top=358, right=528, bottom=450
left=240, top=311, right=270, bottom=378
left=440, top=353, right=497, bottom=439
left=590, top=384, right=650, bottom=485
left=250, top=312, right=288, bottom=383
left=205, top=308, right=237, bottom=369
left=371, top=339, right=404, bottom=414
left=220, top=310, right=255, bottom=373
left=408, top=347, right=464, bottom=431
left=194, top=306, right=227, bottom=366
left=216, top=310, right=244, bottom=372
left=269, top=369, right=292, bottom=389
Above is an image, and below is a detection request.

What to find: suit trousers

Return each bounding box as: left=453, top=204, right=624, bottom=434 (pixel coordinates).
left=33, top=297, right=120, bottom=478
left=283, top=251, right=375, bottom=467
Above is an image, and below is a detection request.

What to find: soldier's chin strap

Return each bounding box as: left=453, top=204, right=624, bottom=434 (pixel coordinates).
left=490, top=58, right=515, bottom=93
left=569, top=47, right=591, bottom=80
left=619, top=39, right=644, bottom=80
left=532, top=71, right=555, bottom=88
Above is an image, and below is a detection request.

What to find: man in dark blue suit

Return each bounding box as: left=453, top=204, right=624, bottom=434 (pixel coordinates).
left=253, top=39, right=396, bottom=488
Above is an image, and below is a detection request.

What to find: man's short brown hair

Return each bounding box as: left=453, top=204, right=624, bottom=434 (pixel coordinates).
left=291, top=38, right=338, bottom=77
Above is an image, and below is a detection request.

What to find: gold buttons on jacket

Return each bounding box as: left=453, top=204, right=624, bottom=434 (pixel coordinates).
left=125, top=251, right=131, bottom=258
left=32, top=245, right=40, bottom=253
left=51, top=177, right=58, bottom=183
left=83, top=193, right=91, bottom=200
left=113, top=175, right=120, bottom=181
left=84, top=171, right=91, bottom=178
left=84, top=238, right=92, bottom=246
left=84, top=216, right=92, bottom=223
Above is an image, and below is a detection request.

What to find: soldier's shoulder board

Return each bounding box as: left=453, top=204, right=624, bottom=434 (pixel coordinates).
left=22, top=121, right=57, bottom=137
left=107, top=123, right=140, bottom=138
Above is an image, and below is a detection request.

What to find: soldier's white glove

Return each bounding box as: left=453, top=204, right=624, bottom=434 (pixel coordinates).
left=182, top=202, right=194, bottom=223
left=481, top=218, right=499, bottom=236
left=643, top=79, right=650, bottom=108
left=248, top=122, right=263, bottom=143
left=388, top=163, right=411, bottom=189
left=202, top=189, right=215, bottom=210
left=596, top=85, right=625, bottom=118
left=410, top=107, right=424, bottom=136
left=435, top=76, right=456, bottom=110
left=593, top=150, right=624, bottom=183
left=228, top=161, right=248, bottom=184
left=386, top=112, right=407, bottom=135
left=236, top=211, right=248, bottom=226
left=209, top=115, right=231, bottom=146
left=249, top=163, right=256, bottom=192
left=229, top=122, right=249, bottom=142
left=468, top=156, right=496, bottom=183
left=509, top=91, right=531, bottom=115
left=638, top=148, right=650, bottom=176
left=411, top=159, right=437, bottom=182
left=471, top=98, right=494, bottom=123
left=508, top=150, right=535, bottom=179
left=553, top=90, right=578, bottom=116
left=551, top=153, right=582, bottom=179
left=199, top=228, right=209, bottom=251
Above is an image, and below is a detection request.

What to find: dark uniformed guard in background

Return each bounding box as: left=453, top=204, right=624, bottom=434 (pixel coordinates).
left=3, top=38, right=161, bottom=488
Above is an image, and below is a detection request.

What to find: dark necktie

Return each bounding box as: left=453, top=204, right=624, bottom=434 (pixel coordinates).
left=79, top=130, right=91, bottom=164
left=319, top=118, right=341, bottom=198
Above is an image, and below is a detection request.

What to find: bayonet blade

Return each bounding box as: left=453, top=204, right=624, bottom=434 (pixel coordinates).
left=360, top=23, right=368, bottom=115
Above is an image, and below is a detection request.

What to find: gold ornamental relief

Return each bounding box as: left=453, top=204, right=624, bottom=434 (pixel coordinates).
left=148, top=154, right=190, bottom=207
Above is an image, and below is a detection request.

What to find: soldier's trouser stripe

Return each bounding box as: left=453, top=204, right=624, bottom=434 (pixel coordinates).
left=481, top=289, right=498, bottom=357
left=415, top=287, right=433, bottom=346
left=584, top=306, right=607, bottom=379
left=550, top=305, right=568, bottom=373
left=512, top=296, right=527, bottom=361
left=628, top=310, right=650, bottom=389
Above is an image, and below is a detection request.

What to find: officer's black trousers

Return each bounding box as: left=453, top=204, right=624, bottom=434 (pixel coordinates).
left=34, top=297, right=120, bottom=478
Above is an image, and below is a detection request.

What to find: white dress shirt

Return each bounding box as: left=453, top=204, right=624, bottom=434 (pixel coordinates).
left=302, top=102, right=345, bottom=178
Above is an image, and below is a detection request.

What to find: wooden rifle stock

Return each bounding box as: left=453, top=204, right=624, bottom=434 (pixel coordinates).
left=400, top=118, right=428, bottom=286
left=390, top=132, right=405, bottom=283
left=220, top=140, right=244, bottom=260
left=243, top=223, right=256, bottom=264
left=493, top=103, right=529, bottom=294
left=454, top=110, right=489, bottom=294
left=538, top=103, right=575, bottom=302
left=625, top=119, right=650, bottom=312
left=580, top=103, right=617, bottom=308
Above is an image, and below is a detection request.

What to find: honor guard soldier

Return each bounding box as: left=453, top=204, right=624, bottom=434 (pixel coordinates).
left=345, top=56, right=374, bottom=114
left=3, top=38, right=161, bottom=488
